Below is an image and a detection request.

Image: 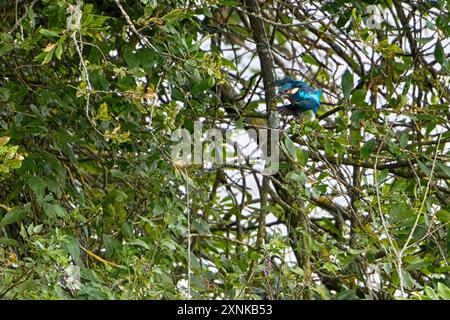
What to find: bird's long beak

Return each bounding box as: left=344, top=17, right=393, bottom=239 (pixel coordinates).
left=272, top=92, right=286, bottom=100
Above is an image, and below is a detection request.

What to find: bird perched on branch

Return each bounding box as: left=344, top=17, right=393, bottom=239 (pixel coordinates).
left=273, top=77, right=322, bottom=116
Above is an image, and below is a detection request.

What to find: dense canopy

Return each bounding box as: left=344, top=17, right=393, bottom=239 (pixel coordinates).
left=0, top=0, right=449, bottom=299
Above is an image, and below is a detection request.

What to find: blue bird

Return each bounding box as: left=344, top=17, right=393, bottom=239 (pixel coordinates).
left=273, top=77, right=322, bottom=116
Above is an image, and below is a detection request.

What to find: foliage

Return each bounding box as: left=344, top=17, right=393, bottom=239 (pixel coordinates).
left=0, top=0, right=449, bottom=300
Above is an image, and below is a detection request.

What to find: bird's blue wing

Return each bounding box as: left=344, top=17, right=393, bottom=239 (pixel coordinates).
left=293, top=88, right=322, bottom=114
left=297, top=87, right=322, bottom=105
left=274, top=78, right=307, bottom=93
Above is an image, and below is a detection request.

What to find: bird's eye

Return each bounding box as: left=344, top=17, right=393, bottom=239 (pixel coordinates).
left=288, top=87, right=299, bottom=94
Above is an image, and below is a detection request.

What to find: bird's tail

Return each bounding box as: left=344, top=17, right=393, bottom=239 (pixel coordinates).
left=277, top=104, right=298, bottom=116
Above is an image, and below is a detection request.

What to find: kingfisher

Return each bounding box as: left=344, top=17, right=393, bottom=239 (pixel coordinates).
left=273, top=77, right=322, bottom=116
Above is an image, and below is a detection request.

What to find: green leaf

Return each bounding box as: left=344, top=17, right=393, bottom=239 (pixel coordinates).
left=60, top=141, right=77, bottom=164
left=30, top=104, right=41, bottom=117
left=323, top=139, right=334, bottom=156
left=208, top=76, right=215, bottom=87
left=108, top=189, right=128, bottom=202
left=110, top=169, right=127, bottom=179
left=191, top=274, right=206, bottom=291
left=42, top=50, right=54, bottom=65
left=399, top=270, right=415, bottom=290
left=235, top=117, right=243, bottom=129
left=389, top=203, right=413, bottom=224
left=221, top=58, right=237, bottom=71
left=434, top=40, right=449, bottom=71
left=0, top=237, right=19, bottom=247
left=417, top=161, right=431, bottom=177
left=145, top=0, right=157, bottom=10
left=286, top=171, right=307, bottom=186
left=83, top=3, right=94, bottom=13
left=416, top=37, right=433, bottom=45
left=0, top=87, right=10, bottom=101
left=387, top=141, right=401, bottom=157
left=16, top=279, right=39, bottom=293
left=55, top=43, right=63, bottom=60
left=399, top=133, right=408, bottom=148
left=284, top=136, right=297, bottom=159
left=28, top=177, right=46, bottom=200
left=161, top=239, right=177, bottom=250
left=350, top=109, right=365, bottom=128
left=39, top=29, right=59, bottom=38
left=152, top=202, right=164, bottom=215
left=192, top=220, right=210, bottom=235
left=64, top=236, right=82, bottom=266
left=437, top=283, right=450, bottom=300
left=302, top=54, right=320, bottom=67
left=1, top=207, right=27, bottom=225
left=90, top=70, right=110, bottom=91
left=127, top=239, right=150, bottom=250
left=360, top=138, right=376, bottom=160
left=341, top=70, right=353, bottom=100
left=424, top=286, right=439, bottom=299
left=128, top=67, right=146, bottom=77
left=436, top=209, right=450, bottom=223
left=43, top=202, right=68, bottom=218
left=337, top=289, right=356, bottom=300
left=191, top=78, right=211, bottom=95
left=377, top=168, right=389, bottom=184
left=123, top=47, right=140, bottom=68
left=436, top=161, right=450, bottom=178
left=219, top=0, right=239, bottom=6
left=351, top=89, right=367, bottom=107
left=297, top=149, right=308, bottom=166
left=103, top=236, right=120, bottom=258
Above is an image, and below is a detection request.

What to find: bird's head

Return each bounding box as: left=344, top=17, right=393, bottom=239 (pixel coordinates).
left=272, top=77, right=308, bottom=100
